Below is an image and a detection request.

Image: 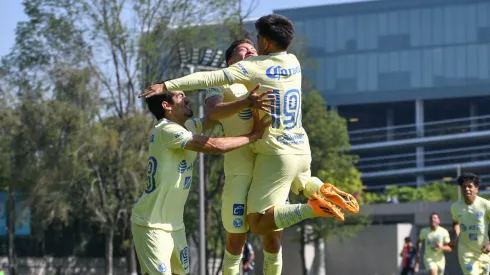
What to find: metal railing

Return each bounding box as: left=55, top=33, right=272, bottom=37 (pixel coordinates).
left=357, top=144, right=490, bottom=172
left=363, top=174, right=490, bottom=191
left=349, top=115, right=490, bottom=145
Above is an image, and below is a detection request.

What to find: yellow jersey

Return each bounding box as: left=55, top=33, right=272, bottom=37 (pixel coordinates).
left=131, top=118, right=203, bottom=231
left=451, top=196, right=490, bottom=261
left=165, top=52, right=310, bottom=156
left=205, top=84, right=255, bottom=176
left=418, top=226, right=450, bottom=262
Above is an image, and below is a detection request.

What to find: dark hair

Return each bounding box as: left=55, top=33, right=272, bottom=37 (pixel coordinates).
left=145, top=92, right=174, bottom=120
left=430, top=212, right=439, bottom=218
left=225, top=39, right=254, bottom=63
left=457, top=172, right=480, bottom=186
left=404, top=237, right=411, bottom=243
left=255, top=14, right=294, bottom=50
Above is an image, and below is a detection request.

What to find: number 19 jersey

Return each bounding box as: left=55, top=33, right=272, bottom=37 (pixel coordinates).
left=224, top=52, right=310, bottom=156
left=131, top=118, right=202, bottom=231
left=165, top=52, right=310, bottom=156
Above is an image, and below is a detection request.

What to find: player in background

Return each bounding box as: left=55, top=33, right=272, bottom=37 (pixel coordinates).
left=450, top=172, right=490, bottom=275
left=131, top=90, right=270, bottom=275
left=140, top=14, right=359, bottom=275
left=400, top=237, right=416, bottom=275
left=415, top=213, right=451, bottom=275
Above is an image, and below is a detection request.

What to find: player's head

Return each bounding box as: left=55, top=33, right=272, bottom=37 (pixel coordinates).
left=404, top=237, right=412, bottom=246
left=457, top=172, right=480, bottom=201
left=146, top=90, right=193, bottom=121
left=225, top=39, right=257, bottom=66
left=429, top=212, right=440, bottom=228
left=254, top=14, right=294, bottom=55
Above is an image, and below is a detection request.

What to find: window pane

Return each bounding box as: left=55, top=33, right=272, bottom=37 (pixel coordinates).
left=388, top=11, right=399, bottom=34
left=410, top=9, right=422, bottom=46
left=367, top=53, right=378, bottom=90
left=467, top=45, right=478, bottom=78
left=453, top=7, right=466, bottom=43
left=422, top=49, right=433, bottom=87
left=399, top=10, right=409, bottom=33
left=389, top=52, right=399, bottom=72
left=410, top=50, right=422, bottom=87
left=433, top=48, right=444, bottom=76
left=466, top=5, right=477, bottom=42
left=455, top=46, right=466, bottom=80
left=326, top=57, right=336, bottom=89
left=378, top=13, right=388, bottom=36
left=337, top=55, right=346, bottom=78
left=325, top=18, right=336, bottom=53
left=379, top=52, right=389, bottom=73
left=336, top=17, right=345, bottom=51
left=346, top=55, right=356, bottom=78
left=357, top=54, right=368, bottom=91
left=420, top=9, right=432, bottom=45
left=478, top=44, right=489, bottom=80
left=444, top=47, right=455, bottom=79
left=444, top=7, right=455, bottom=44
left=356, top=15, right=367, bottom=50
left=367, top=14, right=378, bottom=49
left=399, top=51, right=410, bottom=72
left=432, top=8, right=444, bottom=45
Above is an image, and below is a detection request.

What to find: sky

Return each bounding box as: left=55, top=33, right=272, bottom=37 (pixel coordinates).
left=0, top=0, right=369, bottom=57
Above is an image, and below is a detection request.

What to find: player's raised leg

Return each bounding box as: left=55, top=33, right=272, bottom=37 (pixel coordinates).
left=246, top=154, right=346, bottom=236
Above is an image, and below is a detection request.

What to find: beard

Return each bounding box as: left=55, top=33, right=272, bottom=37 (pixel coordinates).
left=184, top=109, right=194, bottom=118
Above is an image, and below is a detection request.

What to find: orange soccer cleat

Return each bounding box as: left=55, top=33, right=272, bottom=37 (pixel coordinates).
left=308, top=193, right=345, bottom=221
left=319, top=183, right=360, bottom=214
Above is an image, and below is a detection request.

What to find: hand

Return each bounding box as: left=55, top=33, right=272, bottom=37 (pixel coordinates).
left=414, top=263, right=419, bottom=273
left=434, top=243, right=441, bottom=251
left=243, top=263, right=249, bottom=270
left=449, top=238, right=458, bottom=248
left=249, top=109, right=271, bottom=140
left=139, top=82, right=167, bottom=98
left=482, top=243, right=490, bottom=253
left=246, top=84, right=275, bottom=113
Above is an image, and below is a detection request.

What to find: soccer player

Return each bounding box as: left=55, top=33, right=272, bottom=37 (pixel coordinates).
left=450, top=172, right=490, bottom=275
left=415, top=213, right=451, bottom=275
left=131, top=90, right=270, bottom=275
left=206, top=38, right=334, bottom=275
left=140, top=14, right=359, bottom=274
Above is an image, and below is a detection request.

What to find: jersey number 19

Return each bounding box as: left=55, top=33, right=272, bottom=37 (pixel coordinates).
left=269, top=89, right=302, bottom=130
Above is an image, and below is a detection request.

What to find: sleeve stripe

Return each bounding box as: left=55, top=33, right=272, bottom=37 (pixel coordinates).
left=223, top=69, right=233, bottom=84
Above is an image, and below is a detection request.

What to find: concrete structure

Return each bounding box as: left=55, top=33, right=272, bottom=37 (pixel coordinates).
left=275, top=0, right=490, bottom=189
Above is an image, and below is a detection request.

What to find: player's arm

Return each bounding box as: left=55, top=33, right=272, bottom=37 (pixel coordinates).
left=450, top=205, right=460, bottom=248
left=139, top=60, right=255, bottom=98
left=440, top=231, right=452, bottom=252
left=184, top=111, right=270, bottom=154
left=415, top=231, right=424, bottom=264
left=206, top=85, right=273, bottom=121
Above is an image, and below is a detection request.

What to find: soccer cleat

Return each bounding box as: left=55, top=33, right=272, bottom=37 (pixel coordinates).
left=308, top=193, right=345, bottom=221
left=319, top=183, right=360, bottom=214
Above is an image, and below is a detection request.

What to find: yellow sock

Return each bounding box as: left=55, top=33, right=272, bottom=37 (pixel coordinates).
left=222, top=249, right=241, bottom=275
left=263, top=248, right=282, bottom=275
left=302, top=177, right=324, bottom=198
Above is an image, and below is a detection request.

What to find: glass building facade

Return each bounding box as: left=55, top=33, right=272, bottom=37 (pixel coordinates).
left=277, top=0, right=490, bottom=106
left=275, top=0, right=490, bottom=189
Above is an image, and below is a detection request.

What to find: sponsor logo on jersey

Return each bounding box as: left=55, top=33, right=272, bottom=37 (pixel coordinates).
left=180, top=247, right=189, bottom=265
left=237, top=63, right=248, bottom=75
left=460, top=224, right=467, bottom=232
left=178, top=160, right=193, bottom=174
left=184, top=176, right=192, bottom=190
left=233, top=204, right=245, bottom=216
left=238, top=109, right=252, bottom=120
left=476, top=211, right=483, bottom=219
left=158, top=263, right=167, bottom=273
left=276, top=133, right=305, bottom=145
left=265, top=65, right=301, bottom=80
left=233, top=218, right=243, bottom=228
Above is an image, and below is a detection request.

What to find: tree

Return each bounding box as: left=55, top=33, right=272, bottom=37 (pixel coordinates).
left=361, top=181, right=458, bottom=204
left=3, top=0, right=249, bottom=274
left=292, top=91, right=368, bottom=275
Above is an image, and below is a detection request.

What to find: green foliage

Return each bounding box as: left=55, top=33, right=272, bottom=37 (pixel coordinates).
left=361, top=181, right=458, bottom=204
left=290, top=91, right=366, bottom=245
